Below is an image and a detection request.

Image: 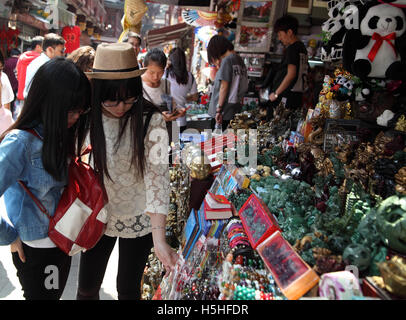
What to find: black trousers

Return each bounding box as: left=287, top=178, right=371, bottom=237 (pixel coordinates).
left=76, top=233, right=153, bottom=300
left=11, top=243, right=72, bottom=300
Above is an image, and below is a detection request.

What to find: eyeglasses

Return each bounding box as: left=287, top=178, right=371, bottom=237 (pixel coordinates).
left=101, top=97, right=138, bottom=108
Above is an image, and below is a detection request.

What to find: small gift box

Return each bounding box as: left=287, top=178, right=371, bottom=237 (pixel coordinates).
left=238, top=194, right=280, bottom=249
left=257, top=231, right=320, bottom=300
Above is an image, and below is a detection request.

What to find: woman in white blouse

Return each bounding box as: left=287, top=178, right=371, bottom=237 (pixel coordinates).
left=142, top=48, right=186, bottom=124
left=164, top=47, right=198, bottom=133
left=77, top=43, right=178, bottom=300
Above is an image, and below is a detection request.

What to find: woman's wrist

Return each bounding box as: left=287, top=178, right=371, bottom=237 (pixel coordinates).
left=151, top=226, right=165, bottom=230
left=151, top=226, right=166, bottom=241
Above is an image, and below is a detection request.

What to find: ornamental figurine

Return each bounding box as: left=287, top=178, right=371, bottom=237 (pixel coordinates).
left=378, top=255, right=406, bottom=298
left=395, top=167, right=406, bottom=195
left=375, top=195, right=406, bottom=254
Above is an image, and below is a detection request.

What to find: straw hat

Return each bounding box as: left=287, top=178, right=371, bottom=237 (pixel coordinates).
left=85, top=42, right=146, bottom=80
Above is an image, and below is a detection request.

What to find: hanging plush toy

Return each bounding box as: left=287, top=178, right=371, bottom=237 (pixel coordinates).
left=343, top=1, right=406, bottom=79
left=321, top=1, right=352, bottom=62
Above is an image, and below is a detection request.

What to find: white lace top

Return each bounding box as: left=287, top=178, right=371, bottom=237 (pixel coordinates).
left=95, top=112, right=170, bottom=238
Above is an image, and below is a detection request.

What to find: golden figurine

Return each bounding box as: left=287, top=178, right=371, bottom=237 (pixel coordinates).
left=395, top=115, right=406, bottom=132
left=378, top=256, right=406, bottom=298
left=395, top=167, right=406, bottom=195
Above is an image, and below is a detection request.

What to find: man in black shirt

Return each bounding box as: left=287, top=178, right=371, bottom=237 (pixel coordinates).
left=268, top=15, right=308, bottom=113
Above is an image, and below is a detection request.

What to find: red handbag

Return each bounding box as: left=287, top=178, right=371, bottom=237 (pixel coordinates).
left=19, top=129, right=109, bottom=255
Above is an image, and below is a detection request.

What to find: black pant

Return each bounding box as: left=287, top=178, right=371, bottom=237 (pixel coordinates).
left=11, top=243, right=72, bottom=300
left=76, top=233, right=153, bottom=300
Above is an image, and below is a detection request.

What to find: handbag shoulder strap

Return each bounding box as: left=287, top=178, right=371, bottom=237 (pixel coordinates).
left=164, top=78, right=169, bottom=95
left=18, top=181, right=51, bottom=219
left=17, top=128, right=50, bottom=219
left=24, top=128, right=42, bottom=140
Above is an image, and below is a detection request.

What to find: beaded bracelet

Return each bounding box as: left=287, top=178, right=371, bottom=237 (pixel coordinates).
left=230, top=237, right=250, bottom=249
left=225, top=219, right=243, bottom=233
left=229, top=233, right=248, bottom=243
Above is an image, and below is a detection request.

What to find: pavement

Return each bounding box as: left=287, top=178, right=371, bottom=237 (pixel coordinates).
left=0, top=196, right=119, bottom=300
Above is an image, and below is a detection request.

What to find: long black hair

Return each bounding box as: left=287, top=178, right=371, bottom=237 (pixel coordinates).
left=89, top=75, right=160, bottom=186
left=166, top=47, right=189, bottom=85
left=0, top=57, right=91, bottom=181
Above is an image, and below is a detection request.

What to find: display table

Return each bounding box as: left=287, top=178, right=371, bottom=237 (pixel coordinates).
left=186, top=113, right=212, bottom=131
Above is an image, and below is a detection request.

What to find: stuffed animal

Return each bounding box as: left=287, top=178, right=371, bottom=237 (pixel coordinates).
left=343, top=2, right=406, bottom=79
left=343, top=1, right=363, bottom=30
left=321, top=1, right=352, bottom=62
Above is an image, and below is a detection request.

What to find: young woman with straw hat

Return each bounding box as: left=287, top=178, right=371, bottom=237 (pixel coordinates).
left=77, top=42, right=178, bottom=300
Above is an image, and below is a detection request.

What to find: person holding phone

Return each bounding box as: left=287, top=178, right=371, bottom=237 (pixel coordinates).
left=164, top=48, right=198, bottom=133
left=141, top=48, right=186, bottom=122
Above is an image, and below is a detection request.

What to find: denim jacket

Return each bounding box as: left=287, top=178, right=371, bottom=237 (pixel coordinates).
left=0, top=124, right=66, bottom=245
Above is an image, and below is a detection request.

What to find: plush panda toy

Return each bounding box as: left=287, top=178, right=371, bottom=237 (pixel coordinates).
left=343, top=1, right=406, bottom=79
left=321, top=1, right=352, bottom=62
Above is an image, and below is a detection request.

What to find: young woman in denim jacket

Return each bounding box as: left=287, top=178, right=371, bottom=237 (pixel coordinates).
left=0, top=58, right=91, bottom=300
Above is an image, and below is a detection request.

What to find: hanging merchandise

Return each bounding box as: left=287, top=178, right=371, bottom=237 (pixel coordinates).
left=181, top=0, right=241, bottom=28
left=321, top=1, right=353, bottom=62
left=196, top=26, right=218, bottom=44
left=118, top=0, right=148, bottom=42
left=62, top=25, right=81, bottom=54
left=86, top=21, right=94, bottom=36
left=0, top=26, right=20, bottom=52
left=343, top=1, right=406, bottom=79
left=182, top=9, right=232, bottom=28
left=76, top=14, right=87, bottom=31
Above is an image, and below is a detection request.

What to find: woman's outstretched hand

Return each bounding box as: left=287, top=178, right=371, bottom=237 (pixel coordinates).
left=153, top=240, right=178, bottom=274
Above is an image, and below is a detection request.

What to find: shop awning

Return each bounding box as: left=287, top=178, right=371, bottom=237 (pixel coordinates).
left=146, top=22, right=193, bottom=48
left=16, top=13, right=51, bottom=31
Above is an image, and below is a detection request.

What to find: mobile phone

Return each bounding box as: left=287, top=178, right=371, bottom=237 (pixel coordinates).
left=171, top=109, right=181, bottom=116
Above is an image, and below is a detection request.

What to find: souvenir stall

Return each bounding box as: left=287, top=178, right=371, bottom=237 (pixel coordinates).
left=181, top=1, right=241, bottom=130
left=182, top=1, right=286, bottom=131
left=141, top=0, right=406, bottom=301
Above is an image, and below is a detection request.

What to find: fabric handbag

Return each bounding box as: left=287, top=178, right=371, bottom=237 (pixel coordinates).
left=18, top=128, right=109, bottom=256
